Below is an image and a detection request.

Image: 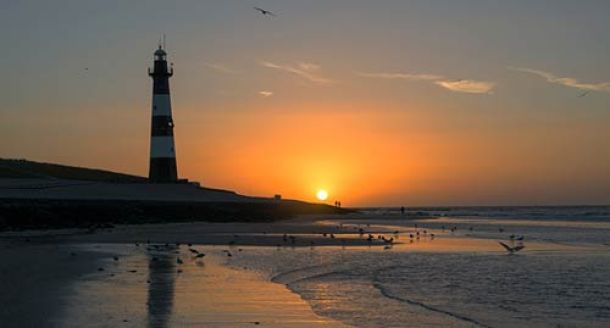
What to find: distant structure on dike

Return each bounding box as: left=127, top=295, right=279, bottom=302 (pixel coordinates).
left=148, top=44, right=178, bottom=183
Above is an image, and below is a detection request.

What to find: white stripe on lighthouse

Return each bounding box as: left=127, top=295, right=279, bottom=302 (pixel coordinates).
left=152, top=94, right=172, bottom=116
left=150, top=136, right=176, bottom=158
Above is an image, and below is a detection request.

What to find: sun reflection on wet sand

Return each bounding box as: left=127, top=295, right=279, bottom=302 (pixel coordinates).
left=58, top=244, right=349, bottom=328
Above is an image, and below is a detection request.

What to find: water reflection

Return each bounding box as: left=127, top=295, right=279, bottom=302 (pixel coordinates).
left=146, top=246, right=177, bottom=328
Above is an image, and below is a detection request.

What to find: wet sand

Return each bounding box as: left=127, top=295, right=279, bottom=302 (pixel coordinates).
left=0, top=242, right=108, bottom=327
left=0, top=218, right=374, bottom=328
left=1, top=217, right=602, bottom=328
left=0, top=240, right=350, bottom=328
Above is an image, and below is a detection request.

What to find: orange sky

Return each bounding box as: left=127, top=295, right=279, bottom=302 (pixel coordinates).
left=176, top=102, right=609, bottom=205
left=2, top=1, right=610, bottom=206
left=3, top=82, right=610, bottom=206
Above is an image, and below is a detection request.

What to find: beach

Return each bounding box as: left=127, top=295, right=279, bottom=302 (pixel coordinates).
left=4, top=1, right=610, bottom=327
left=2, top=209, right=610, bottom=327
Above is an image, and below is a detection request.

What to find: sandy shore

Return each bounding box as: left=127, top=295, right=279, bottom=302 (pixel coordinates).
left=0, top=218, right=376, bottom=328
left=1, top=216, right=605, bottom=328
left=0, top=241, right=350, bottom=328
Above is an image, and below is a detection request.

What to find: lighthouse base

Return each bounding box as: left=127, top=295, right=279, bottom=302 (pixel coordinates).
left=149, top=158, right=178, bottom=183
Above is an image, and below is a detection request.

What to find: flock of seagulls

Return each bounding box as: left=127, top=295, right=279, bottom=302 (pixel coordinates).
left=59, top=222, right=532, bottom=328
left=85, top=221, right=530, bottom=280
left=88, top=241, right=236, bottom=277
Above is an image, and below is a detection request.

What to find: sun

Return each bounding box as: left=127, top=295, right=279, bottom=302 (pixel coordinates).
left=316, top=189, right=329, bottom=201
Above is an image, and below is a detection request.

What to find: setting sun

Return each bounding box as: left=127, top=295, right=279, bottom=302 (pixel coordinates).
left=316, top=189, right=329, bottom=201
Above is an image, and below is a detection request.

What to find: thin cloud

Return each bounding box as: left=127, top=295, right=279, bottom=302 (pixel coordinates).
left=509, top=67, right=610, bottom=92
left=258, top=90, right=274, bottom=97
left=435, top=79, right=495, bottom=94
left=261, top=61, right=335, bottom=85
left=356, top=72, right=443, bottom=81
left=359, top=71, right=494, bottom=94
left=204, top=62, right=240, bottom=75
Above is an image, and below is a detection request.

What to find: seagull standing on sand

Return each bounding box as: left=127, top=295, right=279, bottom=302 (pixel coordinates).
left=254, top=7, right=276, bottom=17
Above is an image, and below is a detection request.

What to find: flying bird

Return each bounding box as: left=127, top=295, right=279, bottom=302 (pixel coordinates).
left=499, top=242, right=525, bottom=254
left=254, top=7, right=276, bottom=16
left=578, top=91, right=590, bottom=98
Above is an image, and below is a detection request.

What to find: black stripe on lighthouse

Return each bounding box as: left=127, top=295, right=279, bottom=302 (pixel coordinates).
left=148, top=45, right=178, bottom=183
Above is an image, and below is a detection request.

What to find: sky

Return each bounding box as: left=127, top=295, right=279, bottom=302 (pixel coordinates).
left=1, top=0, right=610, bottom=206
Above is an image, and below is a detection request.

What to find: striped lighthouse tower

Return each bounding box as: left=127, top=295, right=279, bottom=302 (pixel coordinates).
left=148, top=44, right=178, bottom=183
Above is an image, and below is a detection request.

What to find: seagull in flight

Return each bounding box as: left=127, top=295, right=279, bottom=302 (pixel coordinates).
left=254, top=7, right=276, bottom=17
left=578, top=91, right=590, bottom=98
left=499, top=242, right=525, bottom=254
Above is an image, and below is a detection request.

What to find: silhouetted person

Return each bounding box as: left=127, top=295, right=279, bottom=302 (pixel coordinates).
left=400, top=206, right=405, bottom=215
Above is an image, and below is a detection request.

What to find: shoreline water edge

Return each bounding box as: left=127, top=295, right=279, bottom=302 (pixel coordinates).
left=1, top=208, right=610, bottom=327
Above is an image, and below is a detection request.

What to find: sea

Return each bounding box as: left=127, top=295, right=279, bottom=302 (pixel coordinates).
left=229, top=206, right=610, bottom=328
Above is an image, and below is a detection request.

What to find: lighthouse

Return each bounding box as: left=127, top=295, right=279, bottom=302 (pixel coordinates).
left=148, top=45, right=178, bottom=183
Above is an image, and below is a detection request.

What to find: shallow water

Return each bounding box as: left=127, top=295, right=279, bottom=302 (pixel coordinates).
left=227, top=213, right=610, bottom=328
left=51, top=208, right=610, bottom=328
left=228, top=247, right=610, bottom=327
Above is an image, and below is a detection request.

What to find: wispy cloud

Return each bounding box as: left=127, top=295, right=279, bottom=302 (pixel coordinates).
left=258, top=90, right=274, bottom=97
left=358, top=71, right=494, bottom=94
left=508, top=67, right=610, bottom=92
left=204, top=62, right=240, bottom=75
left=356, top=72, right=443, bottom=81
left=261, top=61, right=335, bottom=85
left=434, top=79, right=495, bottom=94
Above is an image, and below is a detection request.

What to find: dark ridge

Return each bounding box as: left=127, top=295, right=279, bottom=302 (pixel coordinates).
left=0, top=199, right=352, bottom=231
left=0, top=158, right=147, bottom=183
